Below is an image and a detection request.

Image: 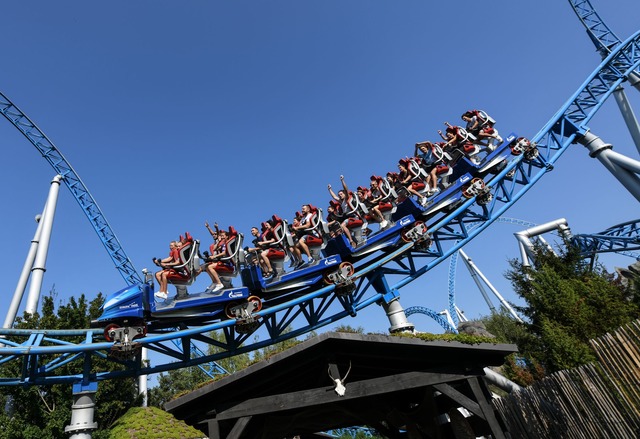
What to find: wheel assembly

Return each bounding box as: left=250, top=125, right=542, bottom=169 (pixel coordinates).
left=225, top=301, right=239, bottom=319
left=462, top=178, right=485, bottom=198
left=104, top=323, right=120, bottom=342
left=248, top=295, right=263, bottom=312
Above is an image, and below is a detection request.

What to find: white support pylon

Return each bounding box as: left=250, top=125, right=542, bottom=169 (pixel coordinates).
left=459, top=250, right=523, bottom=322
left=3, top=213, right=44, bottom=329
left=514, top=218, right=571, bottom=267
left=25, top=175, right=62, bottom=315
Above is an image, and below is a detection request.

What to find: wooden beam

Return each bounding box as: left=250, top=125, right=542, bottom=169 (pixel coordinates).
left=206, top=419, right=220, bottom=439
left=227, top=416, right=252, bottom=439
left=215, top=370, right=476, bottom=421
left=433, top=383, right=484, bottom=419
left=468, top=377, right=507, bottom=439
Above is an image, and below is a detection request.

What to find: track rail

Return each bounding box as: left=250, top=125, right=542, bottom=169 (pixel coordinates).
left=571, top=218, right=640, bottom=260
left=569, top=0, right=623, bottom=57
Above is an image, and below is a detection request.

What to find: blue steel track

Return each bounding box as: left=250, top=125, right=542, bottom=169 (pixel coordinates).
left=1, top=10, right=639, bottom=387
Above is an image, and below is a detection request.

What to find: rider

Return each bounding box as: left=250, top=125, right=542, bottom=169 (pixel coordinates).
left=357, top=185, right=387, bottom=229
left=257, top=221, right=279, bottom=279
left=153, top=240, right=183, bottom=300
left=245, top=226, right=265, bottom=269
left=202, top=228, right=230, bottom=293
left=437, top=122, right=465, bottom=149
left=414, top=141, right=441, bottom=196
left=476, top=122, right=503, bottom=151
left=461, top=111, right=482, bottom=136
left=328, top=175, right=359, bottom=247
left=398, top=159, right=428, bottom=206
left=290, top=204, right=318, bottom=267
left=326, top=201, right=344, bottom=237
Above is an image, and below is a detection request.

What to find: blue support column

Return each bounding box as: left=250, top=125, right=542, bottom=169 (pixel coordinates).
left=370, top=272, right=414, bottom=333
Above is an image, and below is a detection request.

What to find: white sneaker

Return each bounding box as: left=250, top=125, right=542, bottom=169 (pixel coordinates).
left=431, top=187, right=440, bottom=195
left=419, top=197, right=428, bottom=206
left=212, top=283, right=224, bottom=292
left=380, top=220, right=388, bottom=229
left=154, top=291, right=168, bottom=300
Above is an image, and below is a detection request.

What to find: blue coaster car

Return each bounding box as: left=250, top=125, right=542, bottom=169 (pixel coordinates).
left=392, top=133, right=528, bottom=220
left=241, top=212, right=356, bottom=296
left=323, top=214, right=420, bottom=261
left=92, top=278, right=252, bottom=335
left=241, top=254, right=342, bottom=294
left=92, top=233, right=257, bottom=340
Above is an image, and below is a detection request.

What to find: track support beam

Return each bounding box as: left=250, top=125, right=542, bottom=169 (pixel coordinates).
left=577, top=131, right=640, bottom=202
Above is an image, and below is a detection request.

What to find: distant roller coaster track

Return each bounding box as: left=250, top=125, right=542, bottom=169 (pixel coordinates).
left=0, top=93, right=141, bottom=286
left=569, top=0, right=624, bottom=57
left=0, top=13, right=639, bottom=386
left=572, top=219, right=640, bottom=260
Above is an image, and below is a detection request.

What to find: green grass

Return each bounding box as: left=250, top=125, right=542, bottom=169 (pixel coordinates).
left=108, top=406, right=205, bottom=439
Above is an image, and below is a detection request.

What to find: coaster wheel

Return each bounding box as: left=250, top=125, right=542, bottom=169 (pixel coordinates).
left=476, top=191, right=493, bottom=206
left=524, top=144, right=539, bottom=161
left=401, top=221, right=426, bottom=242
left=462, top=178, right=485, bottom=199
left=510, top=137, right=530, bottom=155
left=248, top=295, right=262, bottom=312
left=132, top=325, right=147, bottom=341
left=401, top=227, right=412, bottom=243
left=225, top=301, right=239, bottom=319
left=103, top=323, right=120, bottom=342
left=415, top=221, right=428, bottom=242
left=339, top=261, right=355, bottom=276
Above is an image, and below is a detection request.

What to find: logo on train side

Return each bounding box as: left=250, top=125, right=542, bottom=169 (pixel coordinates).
left=459, top=174, right=471, bottom=184
left=324, top=257, right=339, bottom=266
left=399, top=217, right=411, bottom=226
left=118, top=303, right=140, bottom=310
left=228, top=290, right=246, bottom=299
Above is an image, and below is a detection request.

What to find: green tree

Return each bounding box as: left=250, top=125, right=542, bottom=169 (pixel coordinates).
left=148, top=327, right=319, bottom=408
left=333, top=324, right=365, bottom=333
left=480, top=311, right=545, bottom=386
left=0, top=292, right=141, bottom=439
left=147, top=366, right=211, bottom=409
left=251, top=331, right=301, bottom=363
left=148, top=329, right=253, bottom=408
left=505, top=243, right=639, bottom=375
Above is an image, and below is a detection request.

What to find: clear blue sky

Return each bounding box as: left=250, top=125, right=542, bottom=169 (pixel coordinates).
left=1, top=0, right=638, bottom=337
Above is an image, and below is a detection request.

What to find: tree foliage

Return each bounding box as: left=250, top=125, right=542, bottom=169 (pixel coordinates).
left=0, top=292, right=141, bottom=439
left=148, top=328, right=316, bottom=408
left=501, top=243, right=639, bottom=377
